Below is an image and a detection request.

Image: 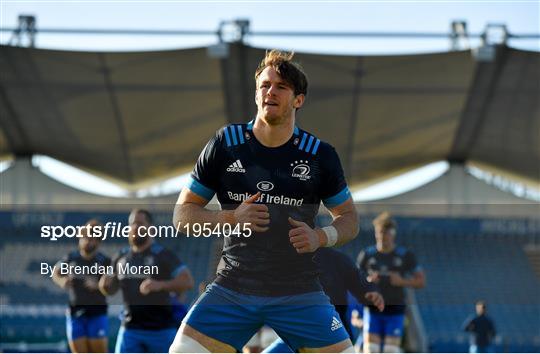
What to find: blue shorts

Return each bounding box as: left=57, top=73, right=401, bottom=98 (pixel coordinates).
left=66, top=313, right=108, bottom=341
left=184, top=283, right=350, bottom=351
left=363, top=307, right=404, bottom=338
left=115, top=326, right=177, bottom=353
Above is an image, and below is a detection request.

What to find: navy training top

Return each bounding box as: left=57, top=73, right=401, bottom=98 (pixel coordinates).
left=188, top=121, right=351, bottom=296
left=357, top=245, right=421, bottom=315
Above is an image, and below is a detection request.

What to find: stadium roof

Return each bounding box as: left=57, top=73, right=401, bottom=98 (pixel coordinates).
left=0, top=158, right=177, bottom=209
left=0, top=44, right=538, bottom=188
left=358, top=163, right=538, bottom=218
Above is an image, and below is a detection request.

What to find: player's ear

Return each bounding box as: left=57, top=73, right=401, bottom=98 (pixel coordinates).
left=293, top=94, right=305, bottom=109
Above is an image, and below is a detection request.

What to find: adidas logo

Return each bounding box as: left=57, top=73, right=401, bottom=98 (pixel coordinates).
left=331, top=316, right=343, bottom=331
left=226, top=159, right=246, bottom=173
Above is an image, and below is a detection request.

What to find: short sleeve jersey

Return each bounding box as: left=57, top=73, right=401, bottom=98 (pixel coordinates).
left=59, top=250, right=110, bottom=317
left=188, top=121, right=351, bottom=296
left=357, top=245, right=421, bottom=315
left=112, top=243, right=186, bottom=330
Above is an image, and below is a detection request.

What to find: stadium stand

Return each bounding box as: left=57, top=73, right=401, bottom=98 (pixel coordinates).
left=338, top=218, right=540, bottom=353
left=0, top=211, right=213, bottom=351
left=2, top=211, right=539, bottom=352
left=411, top=232, right=539, bottom=352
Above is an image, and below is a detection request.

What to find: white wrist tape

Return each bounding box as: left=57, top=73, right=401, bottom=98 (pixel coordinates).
left=322, top=226, right=338, bottom=247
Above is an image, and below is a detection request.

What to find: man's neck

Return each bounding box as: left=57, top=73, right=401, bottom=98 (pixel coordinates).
left=132, top=240, right=152, bottom=253
left=377, top=244, right=395, bottom=254
left=79, top=250, right=95, bottom=260
left=253, top=115, right=295, bottom=147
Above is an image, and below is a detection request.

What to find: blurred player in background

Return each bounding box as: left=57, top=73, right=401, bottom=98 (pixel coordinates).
left=357, top=212, right=425, bottom=353
left=263, top=247, right=384, bottom=353
left=463, top=300, right=497, bottom=353
left=52, top=219, right=110, bottom=353
left=170, top=50, right=359, bottom=353
left=99, top=209, right=194, bottom=353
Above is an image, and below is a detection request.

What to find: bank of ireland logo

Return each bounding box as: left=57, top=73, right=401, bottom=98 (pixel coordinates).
left=290, top=160, right=311, bottom=181
left=257, top=181, right=274, bottom=192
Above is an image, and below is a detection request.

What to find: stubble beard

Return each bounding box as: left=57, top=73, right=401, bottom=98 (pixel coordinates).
left=259, top=104, right=294, bottom=127
left=263, top=113, right=286, bottom=126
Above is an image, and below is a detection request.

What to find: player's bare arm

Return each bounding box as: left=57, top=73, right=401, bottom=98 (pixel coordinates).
left=98, top=274, right=119, bottom=296
left=139, top=268, right=194, bottom=295
left=367, top=271, right=381, bottom=284
left=288, top=197, right=358, bottom=254
left=323, top=197, right=359, bottom=246
left=365, top=291, right=385, bottom=312
left=51, top=264, right=72, bottom=289
left=389, top=270, right=426, bottom=289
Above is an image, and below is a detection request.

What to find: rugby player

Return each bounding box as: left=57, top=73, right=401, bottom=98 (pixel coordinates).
left=170, top=50, right=359, bottom=353
left=52, top=219, right=110, bottom=353
left=99, top=209, right=194, bottom=353
left=357, top=212, right=426, bottom=353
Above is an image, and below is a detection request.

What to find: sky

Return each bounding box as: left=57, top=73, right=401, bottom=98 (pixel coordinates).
left=2, top=1, right=539, bottom=53
left=1, top=0, right=538, bottom=200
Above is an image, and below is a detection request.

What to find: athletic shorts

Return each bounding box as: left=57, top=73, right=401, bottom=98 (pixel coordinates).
left=183, top=283, right=350, bottom=351
left=115, top=326, right=177, bottom=353
left=66, top=313, right=108, bottom=341
left=363, top=307, right=405, bottom=338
